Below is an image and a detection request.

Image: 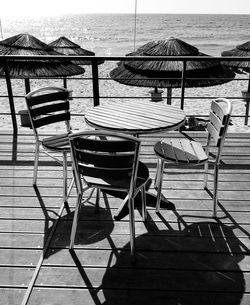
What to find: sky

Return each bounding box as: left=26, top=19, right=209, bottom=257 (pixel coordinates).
left=1, top=0, right=250, bottom=17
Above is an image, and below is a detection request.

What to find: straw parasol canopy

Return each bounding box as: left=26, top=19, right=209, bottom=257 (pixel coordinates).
left=0, top=33, right=85, bottom=78
left=48, top=36, right=103, bottom=65
left=222, top=40, right=250, bottom=91
left=0, top=33, right=85, bottom=132
left=110, top=37, right=235, bottom=104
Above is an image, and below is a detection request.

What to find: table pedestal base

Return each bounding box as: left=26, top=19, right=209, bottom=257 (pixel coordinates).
left=103, top=179, right=175, bottom=221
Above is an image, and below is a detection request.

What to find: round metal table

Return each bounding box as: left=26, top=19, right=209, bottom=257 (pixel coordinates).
left=85, top=100, right=186, bottom=135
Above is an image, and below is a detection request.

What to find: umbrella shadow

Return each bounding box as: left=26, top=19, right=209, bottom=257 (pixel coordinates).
left=100, top=212, right=247, bottom=305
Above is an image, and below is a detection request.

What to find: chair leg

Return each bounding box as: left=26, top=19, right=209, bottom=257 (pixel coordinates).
left=62, top=151, right=68, bottom=204
left=128, top=196, right=135, bottom=261
left=95, top=188, right=100, bottom=214
left=154, top=159, right=160, bottom=189
left=141, top=185, right=147, bottom=221
left=203, top=161, right=209, bottom=189
left=33, top=141, right=40, bottom=185
left=213, top=164, right=219, bottom=218
left=155, top=159, right=165, bottom=213
left=67, top=176, right=75, bottom=199
left=69, top=193, right=82, bottom=249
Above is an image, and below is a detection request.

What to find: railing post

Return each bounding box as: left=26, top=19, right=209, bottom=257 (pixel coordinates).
left=3, top=60, right=17, bottom=134
left=242, top=90, right=250, bottom=125
left=92, top=60, right=100, bottom=106
left=63, top=78, right=67, bottom=89
left=24, top=78, right=31, bottom=93
left=180, top=60, right=186, bottom=110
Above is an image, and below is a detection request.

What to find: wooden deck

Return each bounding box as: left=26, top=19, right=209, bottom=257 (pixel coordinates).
left=0, top=129, right=250, bottom=305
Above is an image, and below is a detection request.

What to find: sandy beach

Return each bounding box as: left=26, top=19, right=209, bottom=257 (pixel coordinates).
left=0, top=61, right=249, bottom=132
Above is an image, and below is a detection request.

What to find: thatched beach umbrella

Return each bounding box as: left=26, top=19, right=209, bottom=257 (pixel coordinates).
left=222, top=41, right=250, bottom=91
left=48, top=36, right=103, bottom=88
left=0, top=33, right=85, bottom=131
left=0, top=33, right=85, bottom=89
left=222, top=41, right=250, bottom=124
left=48, top=36, right=99, bottom=65
left=110, top=37, right=235, bottom=105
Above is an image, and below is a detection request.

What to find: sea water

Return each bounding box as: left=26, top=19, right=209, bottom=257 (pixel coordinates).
left=1, top=13, right=250, bottom=56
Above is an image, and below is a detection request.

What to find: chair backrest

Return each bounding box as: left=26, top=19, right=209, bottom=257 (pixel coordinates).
left=69, top=130, right=141, bottom=194
left=25, top=87, right=72, bottom=136
left=206, top=98, right=232, bottom=160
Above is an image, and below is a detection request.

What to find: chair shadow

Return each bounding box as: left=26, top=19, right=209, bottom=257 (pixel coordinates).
left=33, top=185, right=58, bottom=249
left=33, top=185, right=115, bottom=259
left=100, top=218, right=247, bottom=305
left=44, top=193, right=115, bottom=258
left=69, top=248, right=103, bottom=305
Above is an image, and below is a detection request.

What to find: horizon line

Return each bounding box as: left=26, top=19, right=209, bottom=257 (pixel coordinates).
left=2, top=12, right=250, bottom=18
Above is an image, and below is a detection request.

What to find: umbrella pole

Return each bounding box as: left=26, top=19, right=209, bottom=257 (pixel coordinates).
left=92, top=61, right=100, bottom=106
left=63, top=78, right=67, bottom=89
left=3, top=61, right=17, bottom=134
left=166, top=87, right=172, bottom=105
left=180, top=61, right=187, bottom=110
left=244, top=73, right=250, bottom=125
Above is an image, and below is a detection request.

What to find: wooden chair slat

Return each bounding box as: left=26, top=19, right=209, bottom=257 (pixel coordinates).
left=155, top=140, right=177, bottom=162
left=177, top=139, right=198, bottom=162
left=33, top=113, right=70, bottom=128
left=170, top=138, right=189, bottom=163
left=211, top=100, right=228, bottom=124
left=155, top=139, right=208, bottom=164
left=79, top=164, right=132, bottom=180
left=73, top=137, right=136, bottom=152
left=30, top=101, right=69, bottom=117
left=209, top=110, right=223, bottom=134
left=75, top=150, right=134, bottom=168
left=43, top=133, right=69, bottom=149
left=26, top=91, right=70, bottom=106
left=207, top=122, right=221, bottom=146
left=189, top=140, right=208, bottom=162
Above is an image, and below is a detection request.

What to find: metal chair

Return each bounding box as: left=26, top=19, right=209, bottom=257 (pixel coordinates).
left=69, top=130, right=150, bottom=260
left=154, top=98, right=232, bottom=217
left=25, top=86, right=74, bottom=205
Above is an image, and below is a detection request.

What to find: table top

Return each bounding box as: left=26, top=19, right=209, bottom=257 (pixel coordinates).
left=85, top=100, right=186, bottom=135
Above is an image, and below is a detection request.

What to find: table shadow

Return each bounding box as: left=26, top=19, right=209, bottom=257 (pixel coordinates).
left=101, top=221, right=246, bottom=305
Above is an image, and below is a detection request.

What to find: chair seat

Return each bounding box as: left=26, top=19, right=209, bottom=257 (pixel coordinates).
left=154, top=138, right=208, bottom=164
left=42, top=133, right=70, bottom=151
left=81, top=161, right=150, bottom=190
